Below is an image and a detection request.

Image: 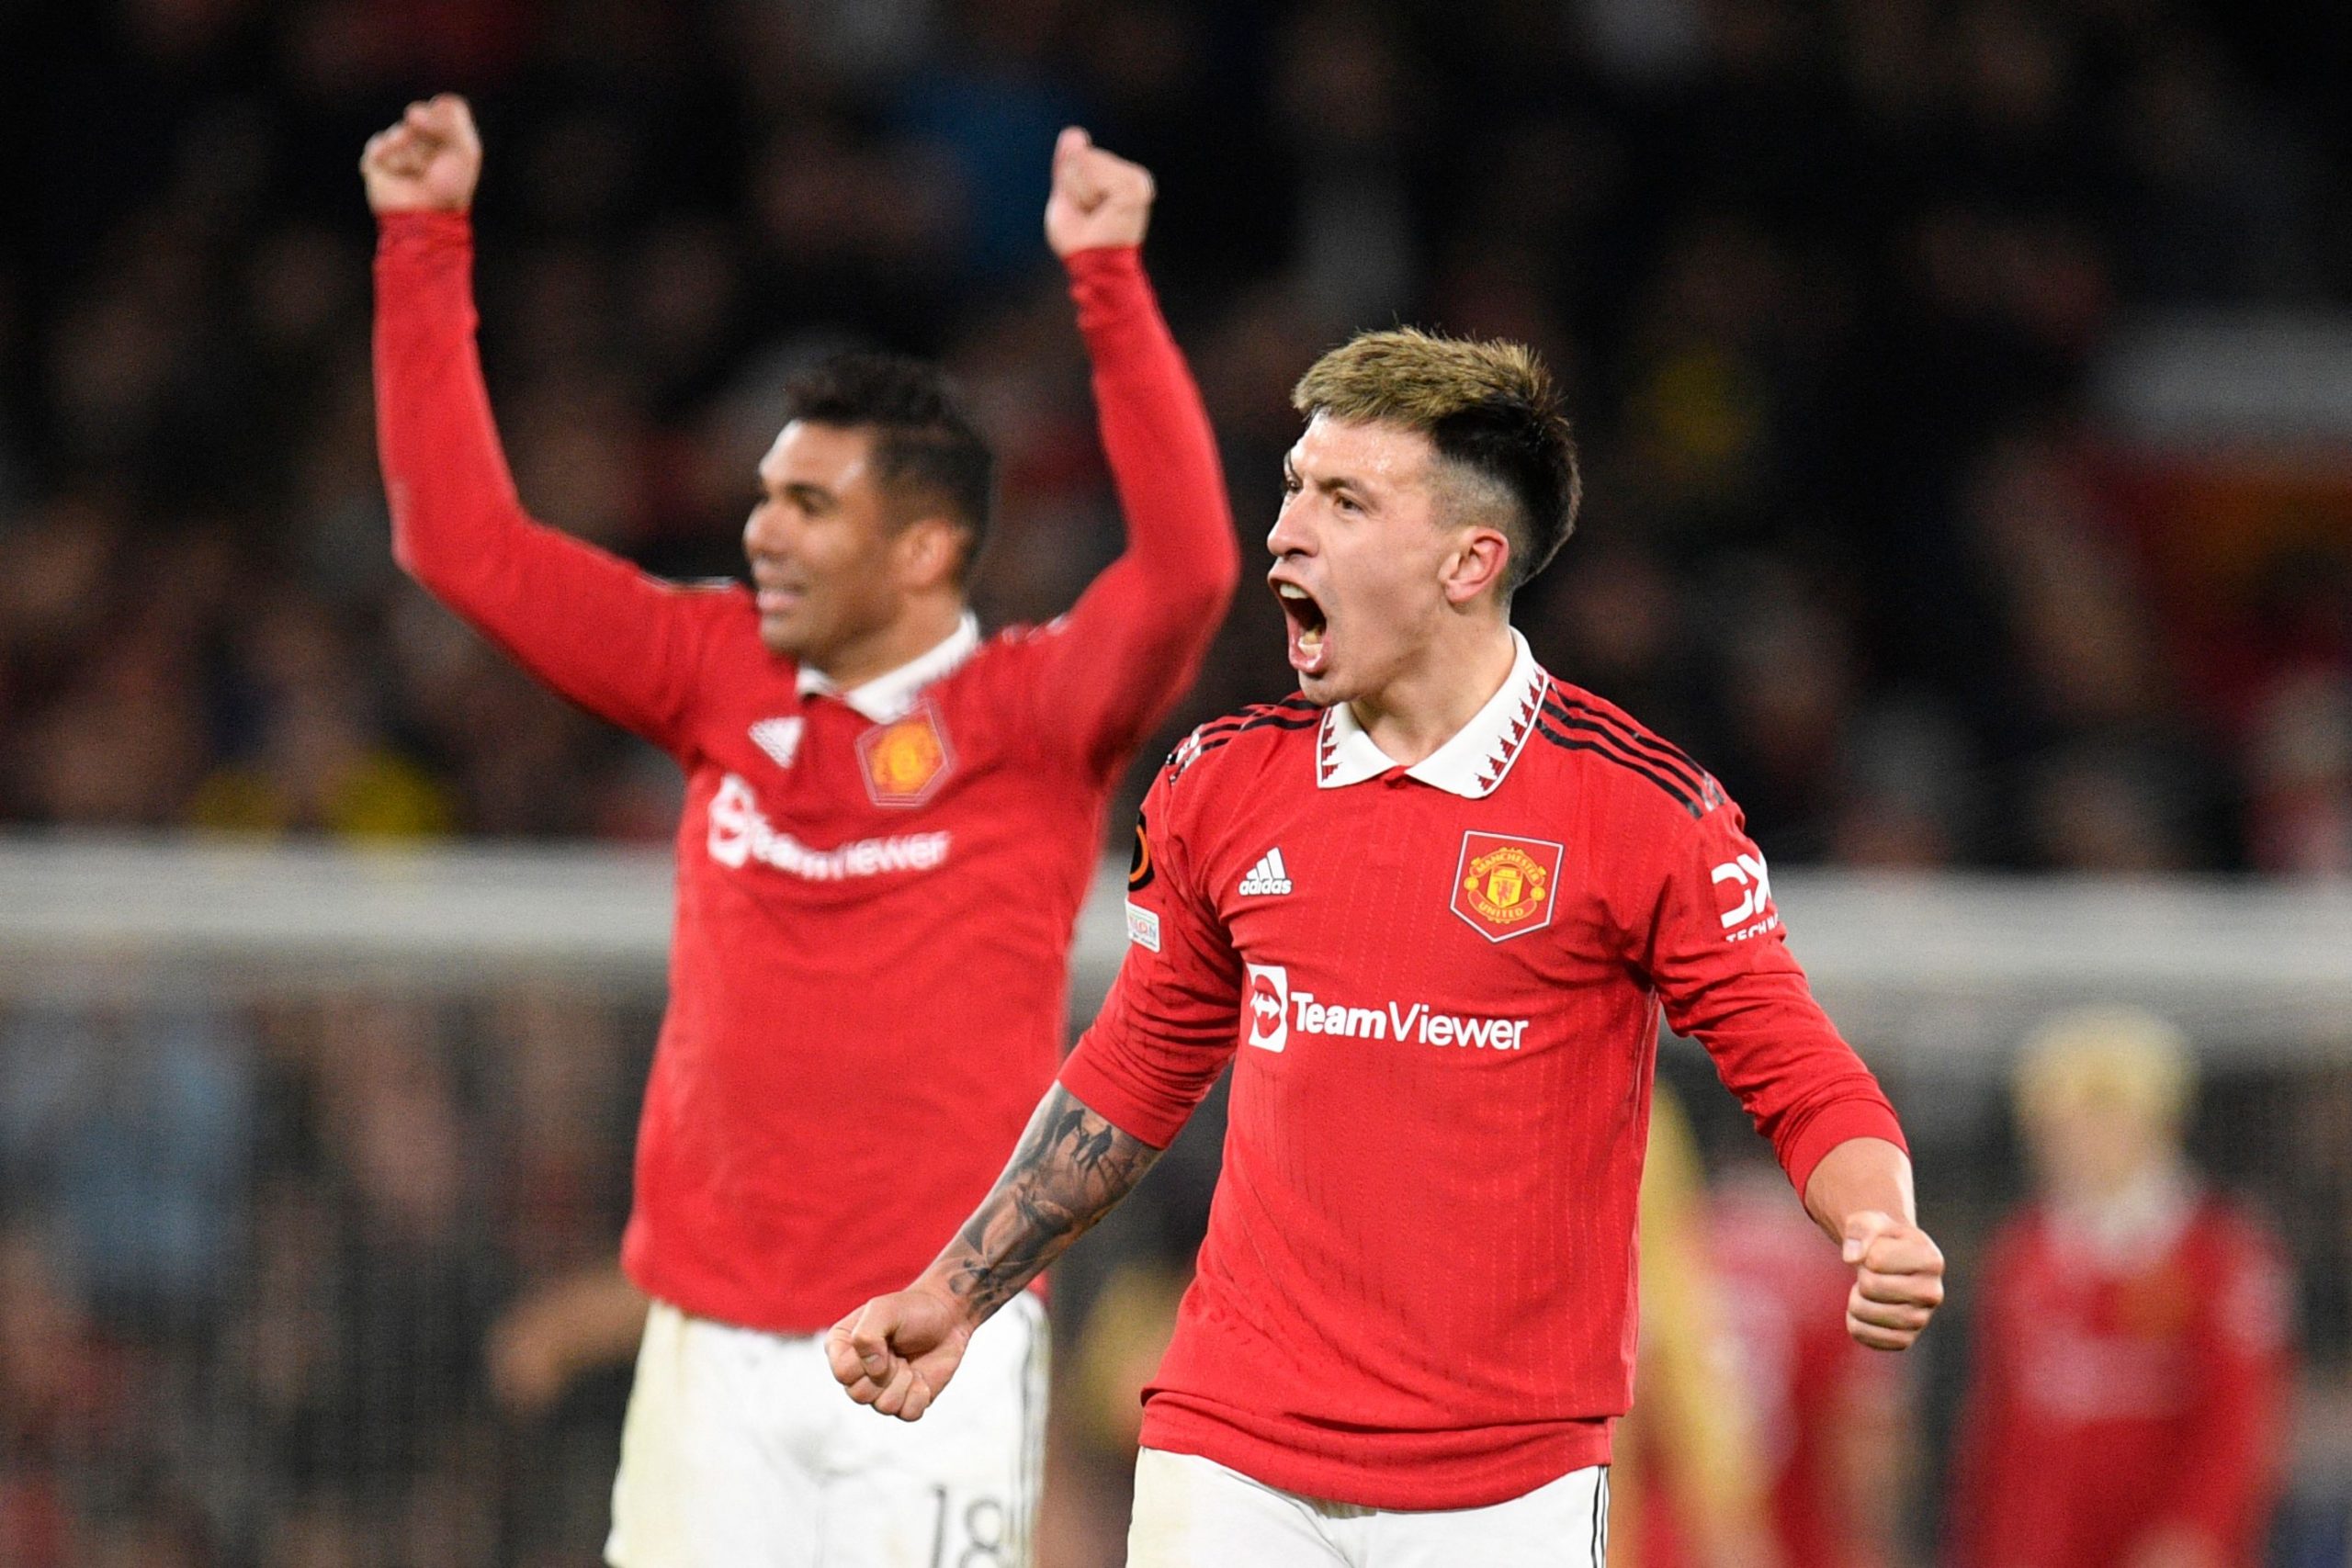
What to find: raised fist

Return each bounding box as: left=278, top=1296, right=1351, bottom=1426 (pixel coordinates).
left=1045, top=128, right=1155, bottom=258
left=361, top=94, right=482, bottom=215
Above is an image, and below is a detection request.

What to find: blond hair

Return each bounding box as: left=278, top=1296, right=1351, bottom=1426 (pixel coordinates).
left=1292, top=328, right=1581, bottom=592
left=2013, top=1006, right=2196, bottom=1130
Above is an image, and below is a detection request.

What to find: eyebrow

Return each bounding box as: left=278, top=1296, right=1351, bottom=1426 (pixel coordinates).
left=1283, top=457, right=1373, bottom=498
left=763, top=475, right=837, bottom=507
left=1304, top=473, right=1374, bottom=507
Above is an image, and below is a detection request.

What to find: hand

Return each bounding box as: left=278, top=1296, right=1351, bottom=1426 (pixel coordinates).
left=1841, top=1211, right=1945, bottom=1351
left=484, top=1266, right=647, bottom=1417
left=1044, top=127, right=1155, bottom=257
left=826, top=1285, right=975, bottom=1422
left=361, top=93, right=483, bottom=214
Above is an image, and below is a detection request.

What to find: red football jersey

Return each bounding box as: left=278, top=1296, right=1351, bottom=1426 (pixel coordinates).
left=1060, top=632, right=1906, bottom=1509
left=374, top=212, right=1238, bottom=1332
left=1950, top=1184, right=2292, bottom=1568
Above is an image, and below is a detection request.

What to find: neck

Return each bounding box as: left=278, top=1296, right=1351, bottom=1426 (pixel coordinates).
left=809, top=594, right=966, bottom=690
left=1350, top=618, right=1518, bottom=767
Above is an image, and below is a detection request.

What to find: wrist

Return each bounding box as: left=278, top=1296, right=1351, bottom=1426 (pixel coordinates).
left=910, top=1267, right=992, bottom=1335
left=1062, top=243, right=1144, bottom=278
left=376, top=208, right=473, bottom=240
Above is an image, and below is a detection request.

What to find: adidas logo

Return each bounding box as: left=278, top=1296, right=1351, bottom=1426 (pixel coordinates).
left=750, top=716, right=805, bottom=769
left=1238, top=847, right=1294, bottom=897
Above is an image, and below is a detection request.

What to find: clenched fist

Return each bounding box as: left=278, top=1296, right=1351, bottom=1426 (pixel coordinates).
left=361, top=93, right=482, bottom=215
left=1045, top=127, right=1155, bottom=257
left=826, top=1285, right=975, bottom=1422
left=1841, top=1209, right=1945, bottom=1351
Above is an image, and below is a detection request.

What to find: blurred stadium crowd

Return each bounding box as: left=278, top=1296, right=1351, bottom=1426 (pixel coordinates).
left=8, top=0, right=2352, bottom=869
left=6, top=0, right=2352, bottom=1564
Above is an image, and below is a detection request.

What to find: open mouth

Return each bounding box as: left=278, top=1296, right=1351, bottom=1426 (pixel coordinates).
left=1274, top=581, right=1329, bottom=677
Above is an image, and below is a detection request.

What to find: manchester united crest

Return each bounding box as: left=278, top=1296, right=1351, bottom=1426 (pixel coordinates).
left=856, top=702, right=956, bottom=807
left=1450, top=831, right=1565, bottom=943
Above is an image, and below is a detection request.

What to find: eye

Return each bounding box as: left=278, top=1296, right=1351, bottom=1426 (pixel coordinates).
left=1281, top=470, right=1302, bottom=497
left=1335, top=491, right=1363, bottom=515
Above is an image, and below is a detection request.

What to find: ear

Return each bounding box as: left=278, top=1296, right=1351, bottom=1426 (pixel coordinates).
left=1440, top=525, right=1513, bottom=608
left=891, top=515, right=969, bottom=593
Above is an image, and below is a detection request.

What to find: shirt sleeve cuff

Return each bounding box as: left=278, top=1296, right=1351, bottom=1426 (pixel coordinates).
left=375, top=209, right=474, bottom=256
left=1063, top=245, right=1152, bottom=335
left=1780, top=1097, right=1910, bottom=1202
left=1057, top=1039, right=1187, bottom=1152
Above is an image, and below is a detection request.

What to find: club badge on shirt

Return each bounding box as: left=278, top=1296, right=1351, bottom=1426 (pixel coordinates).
left=1451, top=831, right=1564, bottom=942
left=857, top=702, right=955, bottom=807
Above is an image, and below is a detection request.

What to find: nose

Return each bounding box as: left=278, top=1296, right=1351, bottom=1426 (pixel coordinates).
left=1266, top=494, right=1315, bottom=561
left=744, top=499, right=785, bottom=558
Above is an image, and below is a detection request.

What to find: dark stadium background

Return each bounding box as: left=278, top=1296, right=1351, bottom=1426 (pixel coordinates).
left=6, top=2, right=2352, bottom=1564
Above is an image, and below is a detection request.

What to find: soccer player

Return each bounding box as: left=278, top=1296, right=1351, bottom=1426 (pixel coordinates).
left=830, top=330, right=1944, bottom=1565
left=363, top=96, right=1238, bottom=1567
left=1950, top=1009, right=2291, bottom=1568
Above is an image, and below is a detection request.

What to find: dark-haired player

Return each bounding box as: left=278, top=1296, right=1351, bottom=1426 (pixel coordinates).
left=364, top=95, right=1238, bottom=1567
left=831, top=329, right=1943, bottom=1565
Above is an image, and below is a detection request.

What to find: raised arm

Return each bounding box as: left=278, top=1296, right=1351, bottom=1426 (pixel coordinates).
left=1028, top=130, right=1240, bottom=775
left=366, top=95, right=722, bottom=753
left=826, top=1084, right=1159, bottom=1420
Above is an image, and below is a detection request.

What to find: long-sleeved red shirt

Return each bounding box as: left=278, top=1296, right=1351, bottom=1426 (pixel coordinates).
left=1059, top=632, right=1907, bottom=1509
left=373, top=210, right=1237, bottom=1333
left=1950, top=1187, right=2292, bottom=1568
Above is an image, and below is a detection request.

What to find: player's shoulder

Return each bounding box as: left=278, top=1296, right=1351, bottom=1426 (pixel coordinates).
left=1157, top=694, right=1323, bottom=794
left=955, top=615, right=1098, bottom=698
left=668, top=578, right=768, bottom=664
left=894, top=618, right=1053, bottom=706
left=1528, top=675, right=1725, bottom=825
left=664, top=575, right=757, bottom=619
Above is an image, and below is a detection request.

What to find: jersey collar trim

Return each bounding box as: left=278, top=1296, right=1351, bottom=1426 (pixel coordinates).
left=1316, top=628, right=1547, bottom=798
left=796, top=612, right=981, bottom=724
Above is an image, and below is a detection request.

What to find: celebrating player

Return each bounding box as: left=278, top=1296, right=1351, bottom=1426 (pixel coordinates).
left=830, top=329, right=1943, bottom=1565
left=364, top=95, right=1238, bottom=1567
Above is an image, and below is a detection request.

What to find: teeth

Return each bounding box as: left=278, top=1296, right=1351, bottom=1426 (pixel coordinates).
left=1277, top=584, right=1309, bottom=601
left=1298, top=629, right=1324, bottom=650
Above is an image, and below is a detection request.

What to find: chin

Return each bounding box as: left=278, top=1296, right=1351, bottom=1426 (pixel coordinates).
left=757, top=616, right=808, bottom=660
left=1293, top=667, right=1349, bottom=706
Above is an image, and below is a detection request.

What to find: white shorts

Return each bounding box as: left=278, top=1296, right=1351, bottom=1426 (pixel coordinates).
left=605, top=1294, right=1047, bottom=1568
left=1126, top=1448, right=1609, bottom=1568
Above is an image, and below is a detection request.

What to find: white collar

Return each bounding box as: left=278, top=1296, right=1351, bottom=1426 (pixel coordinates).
left=1316, top=629, right=1548, bottom=798
left=796, top=612, right=981, bottom=724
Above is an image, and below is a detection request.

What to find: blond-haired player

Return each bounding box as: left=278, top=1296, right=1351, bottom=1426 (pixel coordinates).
left=1951, top=1009, right=2293, bottom=1568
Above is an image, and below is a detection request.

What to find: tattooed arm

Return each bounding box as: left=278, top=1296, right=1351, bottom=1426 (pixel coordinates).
left=826, top=1085, right=1160, bottom=1421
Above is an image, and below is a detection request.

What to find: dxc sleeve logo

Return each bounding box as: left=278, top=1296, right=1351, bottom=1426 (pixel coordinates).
left=1710, top=852, right=1779, bottom=941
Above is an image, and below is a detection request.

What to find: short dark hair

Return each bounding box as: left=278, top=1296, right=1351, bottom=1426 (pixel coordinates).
left=780, top=353, right=996, bottom=576
left=1291, top=328, right=1580, bottom=595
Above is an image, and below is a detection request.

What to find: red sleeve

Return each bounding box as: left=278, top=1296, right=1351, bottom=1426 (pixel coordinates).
left=1634, top=795, right=1906, bottom=1200
left=2151, top=1215, right=2294, bottom=1551
left=1057, top=753, right=1241, bottom=1147
left=372, top=210, right=730, bottom=754
left=1021, top=247, right=1239, bottom=779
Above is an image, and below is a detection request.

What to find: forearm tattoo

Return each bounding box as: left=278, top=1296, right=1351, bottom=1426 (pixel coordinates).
left=935, top=1086, right=1160, bottom=1319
